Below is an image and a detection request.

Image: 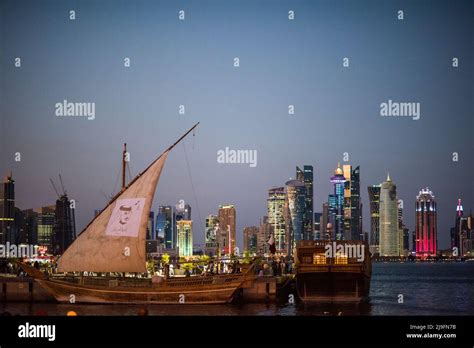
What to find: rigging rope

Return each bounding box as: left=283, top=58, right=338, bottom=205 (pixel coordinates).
left=112, top=162, right=121, bottom=197
left=182, top=140, right=203, bottom=235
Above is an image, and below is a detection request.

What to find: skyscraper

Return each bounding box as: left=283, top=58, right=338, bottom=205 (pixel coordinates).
left=175, top=200, right=191, bottom=221
left=22, top=209, right=38, bottom=245
left=327, top=194, right=336, bottom=240
left=398, top=199, right=409, bottom=255
left=258, top=216, right=271, bottom=255
left=243, top=226, right=259, bottom=254
left=0, top=173, right=15, bottom=244
left=205, top=214, right=219, bottom=246
left=285, top=179, right=306, bottom=254
left=158, top=206, right=175, bottom=249
left=176, top=220, right=193, bottom=257
left=296, top=165, right=314, bottom=240
left=314, top=212, right=322, bottom=240
left=415, top=188, right=437, bottom=257
left=296, top=166, right=304, bottom=182
left=174, top=200, right=191, bottom=245
left=36, top=206, right=56, bottom=251
left=53, top=194, right=76, bottom=255
left=321, top=202, right=329, bottom=239
left=218, top=205, right=236, bottom=255
left=368, top=184, right=381, bottom=254
left=379, top=174, right=400, bottom=256
left=267, top=187, right=286, bottom=253
left=450, top=199, right=471, bottom=256
left=330, top=163, right=346, bottom=240
left=147, top=211, right=155, bottom=240
left=343, top=165, right=362, bottom=240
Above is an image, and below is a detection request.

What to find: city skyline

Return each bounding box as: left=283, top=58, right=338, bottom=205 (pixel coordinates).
left=3, top=165, right=472, bottom=251
left=1, top=0, right=472, bottom=250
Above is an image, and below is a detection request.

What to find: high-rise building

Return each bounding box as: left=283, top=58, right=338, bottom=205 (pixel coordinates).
left=218, top=205, right=236, bottom=255
left=379, top=174, right=400, bottom=256
left=0, top=173, right=15, bottom=244
left=9, top=207, right=25, bottom=245
left=267, top=187, right=286, bottom=253
left=368, top=184, right=381, bottom=254
left=53, top=194, right=76, bottom=255
left=397, top=199, right=409, bottom=255
left=158, top=206, right=175, bottom=249
left=36, top=206, right=56, bottom=251
left=314, top=212, right=322, bottom=240
left=243, top=226, right=259, bottom=254
left=175, top=200, right=191, bottom=221
left=176, top=220, right=193, bottom=257
left=205, top=214, right=219, bottom=248
left=21, top=209, right=38, bottom=245
left=296, top=166, right=304, bottom=182
left=174, top=200, right=191, bottom=248
left=155, top=210, right=165, bottom=241
left=296, top=165, right=314, bottom=240
left=321, top=202, right=329, bottom=239
left=415, top=188, right=437, bottom=257
left=285, top=179, right=306, bottom=254
left=330, top=164, right=346, bottom=240
left=327, top=194, right=336, bottom=240
left=403, top=229, right=410, bottom=252
left=450, top=199, right=471, bottom=257
left=258, top=216, right=271, bottom=255
left=147, top=211, right=155, bottom=240
left=343, top=165, right=362, bottom=240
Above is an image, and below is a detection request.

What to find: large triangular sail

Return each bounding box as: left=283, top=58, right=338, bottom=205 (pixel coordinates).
left=57, top=123, right=199, bottom=273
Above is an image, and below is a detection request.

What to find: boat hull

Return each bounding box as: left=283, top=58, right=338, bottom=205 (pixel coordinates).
left=295, top=240, right=372, bottom=304
left=296, top=268, right=371, bottom=303
left=36, top=276, right=244, bottom=304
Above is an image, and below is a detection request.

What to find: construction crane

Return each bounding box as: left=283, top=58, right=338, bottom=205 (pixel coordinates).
left=58, top=174, right=67, bottom=196
left=50, top=178, right=60, bottom=198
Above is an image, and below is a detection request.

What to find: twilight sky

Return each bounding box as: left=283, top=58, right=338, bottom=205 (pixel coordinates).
left=1, top=0, right=473, bottom=249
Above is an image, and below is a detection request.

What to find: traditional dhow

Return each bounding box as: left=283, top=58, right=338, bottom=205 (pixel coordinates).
left=295, top=240, right=372, bottom=303
left=21, top=123, right=255, bottom=304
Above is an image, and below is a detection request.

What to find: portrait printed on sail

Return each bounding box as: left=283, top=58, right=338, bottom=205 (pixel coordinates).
left=105, top=198, right=145, bottom=237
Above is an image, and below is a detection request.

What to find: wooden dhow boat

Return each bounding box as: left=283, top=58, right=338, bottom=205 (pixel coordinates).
left=21, top=123, right=255, bottom=304
left=295, top=240, right=372, bottom=303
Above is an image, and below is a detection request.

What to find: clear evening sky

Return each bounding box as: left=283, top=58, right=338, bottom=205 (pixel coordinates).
left=1, top=0, right=472, bottom=249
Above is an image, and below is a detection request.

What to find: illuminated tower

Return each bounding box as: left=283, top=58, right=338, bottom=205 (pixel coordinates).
left=267, top=187, right=286, bottom=253
left=450, top=199, right=470, bottom=256
left=330, top=163, right=346, bottom=240
left=343, top=165, right=362, bottom=240
left=218, top=205, right=236, bottom=255
left=285, top=180, right=306, bottom=253
left=415, top=188, right=437, bottom=257
left=158, top=206, right=175, bottom=249
left=176, top=220, right=193, bottom=257
left=379, top=173, right=400, bottom=256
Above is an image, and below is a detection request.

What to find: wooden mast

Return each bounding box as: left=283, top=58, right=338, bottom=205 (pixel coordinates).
left=122, top=143, right=127, bottom=190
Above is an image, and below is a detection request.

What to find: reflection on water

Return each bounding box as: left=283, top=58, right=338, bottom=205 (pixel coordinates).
left=1, top=263, right=473, bottom=316
left=0, top=301, right=373, bottom=316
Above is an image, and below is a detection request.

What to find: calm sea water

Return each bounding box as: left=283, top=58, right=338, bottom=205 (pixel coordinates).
left=1, top=263, right=473, bottom=316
